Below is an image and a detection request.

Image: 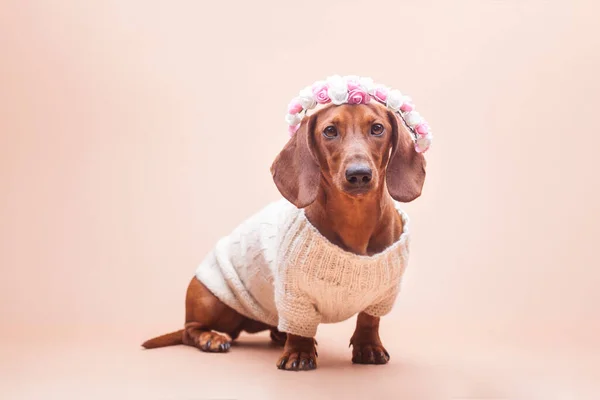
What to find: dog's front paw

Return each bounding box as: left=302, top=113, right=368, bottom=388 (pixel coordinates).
left=276, top=335, right=317, bottom=371
left=276, top=350, right=317, bottom=371
left=350, top=342, right=390, bottom=364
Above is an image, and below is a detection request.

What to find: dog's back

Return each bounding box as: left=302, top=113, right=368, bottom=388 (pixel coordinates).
left=194, top=198, right=296, bottom=326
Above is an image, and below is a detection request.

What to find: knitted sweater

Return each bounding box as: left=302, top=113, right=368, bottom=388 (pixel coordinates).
left=195, top=198, right=411, bottom=338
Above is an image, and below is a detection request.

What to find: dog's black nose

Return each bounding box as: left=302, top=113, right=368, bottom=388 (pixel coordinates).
left=345, top=165, right=372, bottom=186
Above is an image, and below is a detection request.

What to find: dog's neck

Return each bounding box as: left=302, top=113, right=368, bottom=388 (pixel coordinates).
left=304, top=183, right=403, bottom=256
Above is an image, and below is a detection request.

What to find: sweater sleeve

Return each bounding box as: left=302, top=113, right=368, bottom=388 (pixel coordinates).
left=276, top=291, right=321, bottom=338
left=363, top=284, right=400, bottom=317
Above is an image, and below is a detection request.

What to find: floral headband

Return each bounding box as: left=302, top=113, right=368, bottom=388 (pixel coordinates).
left=285, top=75, right=432, bottom=153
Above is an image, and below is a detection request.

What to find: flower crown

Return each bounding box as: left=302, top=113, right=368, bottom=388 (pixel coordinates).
left=285, top=75, right=433, bottom=153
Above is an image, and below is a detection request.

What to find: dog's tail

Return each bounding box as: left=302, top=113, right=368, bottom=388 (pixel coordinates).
left=141, top=329, right=184, bottom=349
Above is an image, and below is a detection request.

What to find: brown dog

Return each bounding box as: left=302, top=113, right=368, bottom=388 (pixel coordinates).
left=142, top=102, right=426, bottom=371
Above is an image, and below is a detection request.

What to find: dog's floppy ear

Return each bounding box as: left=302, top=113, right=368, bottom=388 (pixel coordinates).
left=386, top=111, right=426, bottom=202
left=270, top=115, right=320, bottom=208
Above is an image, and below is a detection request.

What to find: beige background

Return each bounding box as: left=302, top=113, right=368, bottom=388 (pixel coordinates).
left=1, top=0, right=599, bottom=399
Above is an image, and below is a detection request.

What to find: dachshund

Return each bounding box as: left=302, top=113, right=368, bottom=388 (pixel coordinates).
left=141, top=101, right=426, bottom=371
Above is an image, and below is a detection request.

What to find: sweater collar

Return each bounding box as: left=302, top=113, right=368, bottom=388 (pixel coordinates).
left=295, top=201, right=410, bottom=261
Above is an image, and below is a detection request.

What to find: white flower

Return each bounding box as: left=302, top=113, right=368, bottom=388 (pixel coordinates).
left=358, top=77, right=376, bottom=94
left=328, top=87, right=349, bottom=105
left=415, top=134, right=432, bottom=153
left=285, top=112, right=303, bottom=126
left=386, top=89, right=404, bottom=111
left=298, top=86, right=317, bottom=110
left=404, top=111, right=423, bottom=127
left=326, top=74, right=347, bottom=93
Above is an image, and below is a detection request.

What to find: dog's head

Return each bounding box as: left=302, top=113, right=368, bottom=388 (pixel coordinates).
left=270, top=103, right=426, bottom=208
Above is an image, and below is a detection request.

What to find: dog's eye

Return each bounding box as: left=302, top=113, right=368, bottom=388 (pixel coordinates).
left=323, top=125, right=338, bottom=138
left=371, top=123, right=384, bottom=136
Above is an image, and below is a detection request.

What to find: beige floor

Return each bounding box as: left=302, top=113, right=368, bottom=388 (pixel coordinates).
left=2, top=317, right=598, bottom=400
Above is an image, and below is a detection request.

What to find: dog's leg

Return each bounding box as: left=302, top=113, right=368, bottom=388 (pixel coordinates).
left=349, top=312, right=390, bottom=364
left=143, top=277, right=279, bottom=352
left=182, top=277, right=253, bottom=352
left=269, top=327, right=287, bottom=347
left=276, top=334, right=317, bottom=371
left=236, top=318, right=286, bottom=346
left=143, top=277, right=248, bottom=351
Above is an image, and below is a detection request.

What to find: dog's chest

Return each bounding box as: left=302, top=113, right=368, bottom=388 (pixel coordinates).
left=269, top=203, right=410, bottom=323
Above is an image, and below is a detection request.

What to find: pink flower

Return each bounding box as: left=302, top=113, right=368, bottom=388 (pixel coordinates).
left=347, top=88, right=371, bottom=105
left=373, top=86, right=388, bottom=102
left=288, top=124, right=299, bottom=136
left=312, top=83, right=331, bottom=104
left=400, top=102, right=414, bottom=112
left=400, top=95, right=414, bottom=112
left=415, top=123, right=429, bottom=136
left=287, top=100, right=303, bottom=115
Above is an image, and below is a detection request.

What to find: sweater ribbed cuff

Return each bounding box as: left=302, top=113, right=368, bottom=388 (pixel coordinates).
left=277, top=318, right=319, bottom=338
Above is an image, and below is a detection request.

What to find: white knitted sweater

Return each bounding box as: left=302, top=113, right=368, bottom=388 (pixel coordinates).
left=195, top=198, right=411, bottom=338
